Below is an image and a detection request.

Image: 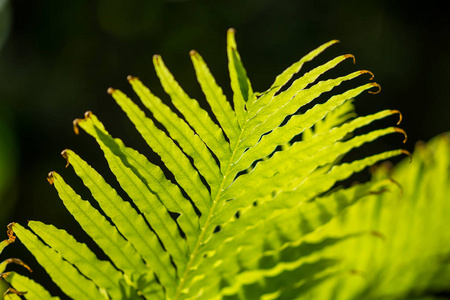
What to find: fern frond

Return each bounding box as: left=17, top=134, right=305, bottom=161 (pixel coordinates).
left=1, top=30, right=410, bottom=299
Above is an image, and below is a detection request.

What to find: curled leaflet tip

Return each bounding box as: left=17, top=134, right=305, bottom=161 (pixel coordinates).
left=344, top=54, right=356, bottom=64
left=47, top=171, right=55, bottom=185
left=3, top=258, right=32, bottom=273
left=401, top=150, right=412, bottom=163
left=61, top=149, right=70, bottom=168
left=72, top=118, right=81, bottom=135
left=73, top=112, right=92, bottom=135
left=394, top=128, right=408, bottom=143
left=84, top=111, right=92, bottom=118
left=368, top=82, right=381, bottom=94
left=391, top=110, right=403, bottom=125
left=7, top=222, right=16, bottom=243
left=360, top=70, right=375, bottom=80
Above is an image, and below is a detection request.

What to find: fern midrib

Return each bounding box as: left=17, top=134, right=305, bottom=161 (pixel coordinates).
left=173, top=111, right=251, bottom=300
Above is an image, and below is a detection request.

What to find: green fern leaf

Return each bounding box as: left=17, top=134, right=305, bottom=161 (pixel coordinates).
left=0, top=29, right=409, bottom=299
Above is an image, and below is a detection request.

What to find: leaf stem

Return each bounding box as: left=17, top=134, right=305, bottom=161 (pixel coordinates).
left=173, top=117, right=249, bottom=300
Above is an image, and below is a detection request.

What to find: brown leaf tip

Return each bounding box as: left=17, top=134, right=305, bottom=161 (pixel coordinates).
left=228, top=28, right=236, bottom=34
left=401, top=150, right=413, bottom=163
left=7, top=222, right=16, bottom=243
left=73, top=112, right=92, bottom=135
left=84, top=111, right=92, bottom=119
left=368, top=82, right=381, bottom=94
left=61, top=149, right=70, bottom=168
left=344, top=54, right=356, bottom=64
left=360, top=70, right=375, bottom=80
left=107, top=87, right=115, bottom=95
left=3, top=258, right=32, bottom=273
left=72, top=118, right=82, bottom=135
left=127, top=75, right=139, bottom=82
left=0, top=272, right=10, bottom=280
left=391, top=110, right=403, bottom=125
left=189, top=49, right=197, bottom=56
left=47, top=171, right=55, bottom=185
left=394, top=128, right=408, bottom=143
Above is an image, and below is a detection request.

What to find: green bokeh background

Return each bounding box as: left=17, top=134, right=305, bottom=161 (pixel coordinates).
left=0, top=0, right=448, bottom=297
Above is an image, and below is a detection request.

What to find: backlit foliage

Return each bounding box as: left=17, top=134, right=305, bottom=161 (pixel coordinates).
left=0, top=29, right=434, bottom=300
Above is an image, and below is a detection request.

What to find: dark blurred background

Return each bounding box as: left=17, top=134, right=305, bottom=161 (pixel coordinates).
left=0, top=0, right=449, bottom=297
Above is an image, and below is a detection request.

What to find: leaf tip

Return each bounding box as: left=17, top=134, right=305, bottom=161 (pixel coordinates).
left=368, top=82, right=381, bottom=94
left=2, top=258, right=33, bottom=273
left=73, top=111, right=93, bottom=135
left=344, top=54, right=356, bottom=64
left=7, top=222, right=16, bottom=243
left=153, top=54, right=162, bottom=65
left=0, top=272, right=9, bottom=281
left=360, top=70, right=375, bottom=80
left=394, top=127, right=408, bottom=143
left=72, top=118, right=82, bottom=135
left=107, top=87, right=115, bottom=95
left=127, top=75, right=139, bottom=82
left=391, top=110, right=403, bottom=125
left=84, top=111, right=92, bottom=119
left=47, top=171, right=55, bottom=185
left=189, top=49, right=198, bottom=56
left=227, top=28, right=237, bottom=49
left=61, top=149, right=70, bottom=168
left=401, top=149, right=412, bottom=163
